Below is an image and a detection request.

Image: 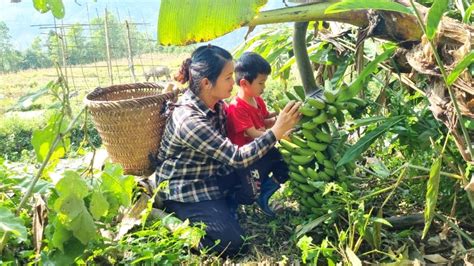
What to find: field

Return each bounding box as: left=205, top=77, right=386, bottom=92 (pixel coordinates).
left=0, top=52, right=190, bottom=113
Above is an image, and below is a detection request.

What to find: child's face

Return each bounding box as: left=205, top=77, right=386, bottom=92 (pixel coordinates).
left=245, top=74, right=268, bottom=97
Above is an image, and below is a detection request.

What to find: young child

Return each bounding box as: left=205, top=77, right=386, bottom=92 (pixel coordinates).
left=226, top=52, right=289, bottom=217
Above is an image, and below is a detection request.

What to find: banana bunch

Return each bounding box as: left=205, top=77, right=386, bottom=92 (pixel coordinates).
left=276, top=86, right=366, bottom=215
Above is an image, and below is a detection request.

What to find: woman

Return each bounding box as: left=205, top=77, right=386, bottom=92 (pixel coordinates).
left=156, top=45, right=300, bottom=257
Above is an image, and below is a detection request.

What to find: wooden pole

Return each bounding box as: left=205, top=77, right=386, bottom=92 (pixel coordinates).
left=54, top=17, right=68, bottom=82
left=61, top=20, right=77, bottom=92
left=87, top=4, right=102, bottom=87
left=125, top=20, right=137, bottom=82
left=104, top=8, right=113, bottom=85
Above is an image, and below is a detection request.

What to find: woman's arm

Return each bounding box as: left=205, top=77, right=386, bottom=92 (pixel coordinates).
left=177, top=100, right=301, bottom=168
left=178, top=113, right=276, bottom=168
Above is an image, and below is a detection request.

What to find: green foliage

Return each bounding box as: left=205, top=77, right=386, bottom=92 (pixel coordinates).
left=0, top=207, right=28, bottom=242
left=234, top=25, right=294, bottom=83
left=447, top=50, right=474, bottom=85
left=297, top=236, right=335, bottom=264
left=99, top=162, right=136, bottom=215
left=43, top=163, right=137, bottom=263
left=337, top=116, right=405, bottom=167
left=464, top=4, right=474, bottom=23
left=158, top=0, right=268, bottom=45
left=422, top=157, right=442, bottom=238
left=31, top=113, right=70, bottom=163
left=33, top=0, right=65, bottom=19
left=0, top=116, right=41, bottom=161
left=20, top=37, right=52, bottom=69
left=337, top=44, right=396, bottom=101
left=426, top=0, right=449, bottom=40
left=96, top=219, right=206, bottom=265
left=325, top=0, right=413, bottom=15
left=53, top=173, right=96, bottom=247
left=0, top=112, right=100, bottom=162
left=0, top=21, right=22, bottom=72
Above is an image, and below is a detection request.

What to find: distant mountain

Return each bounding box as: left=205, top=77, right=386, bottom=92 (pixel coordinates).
left=1, top=0, right=286, bottom=51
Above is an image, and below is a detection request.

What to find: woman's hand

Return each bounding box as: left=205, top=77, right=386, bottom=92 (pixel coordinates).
left=270, top=100, right=302, bottom=140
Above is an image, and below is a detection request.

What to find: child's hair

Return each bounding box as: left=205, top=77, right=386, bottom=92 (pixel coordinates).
left=175, top=44, right=233, bottom=95
left=234, top=52, right=271, bottom=85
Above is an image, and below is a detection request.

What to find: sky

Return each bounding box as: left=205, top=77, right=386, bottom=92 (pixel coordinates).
left=0, top=0, right=287, bottom=51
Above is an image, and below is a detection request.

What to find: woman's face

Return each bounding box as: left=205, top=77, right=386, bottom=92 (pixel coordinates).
left=209, top=61, right=235, bottom=100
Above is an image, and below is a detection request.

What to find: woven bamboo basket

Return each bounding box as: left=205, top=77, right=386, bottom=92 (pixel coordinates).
left=84, top=82, right=179, bottom=176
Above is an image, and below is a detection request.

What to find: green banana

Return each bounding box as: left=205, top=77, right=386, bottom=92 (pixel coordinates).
left=285, top=91, right=298, bottom=101
left=312, top=112, right=328, bottom=125
left=347, top=97, right=367, bottom=107
left=324, top=167, right=336, bottom=177
left=299, top=105, right=318, bottom=117
left=327, top=146, right=338, bottom=158
left=296, top=148, right=315, bottom=156
left=280, top=148, right=292, bottom=157
left=306, top=196, right=320, bottom=207
left=292, top=154, right=314, bottom=165
left=324, top=90, right=337, bottom=103
left=315, top=131, right=332, bottom=143
left=344, top=102, right=358, bottom=113
left=332, top=101, right=345, bottom=110
left=302, top=121, right=318, bottom=130
left=318, top=171, right=331, bottom=181
left=272, top=103, right=281, bottom=113
left=302, top=129, right=317, bottom=141
left=289, top=171, right=307, bottom=184
left=307, top=97, right=326, bottom=110
left=311, top=208, right=325, bottom=217
left=306, top=167, right=319, bottom=180
left=313, top=194, right=324, bottom=203
left=293, top=86, right=306, bottom=101
left=300, top=197, right=312, bottom=209
left=290, top=135, right=308, bottom=148
left=315, top=151, right=326, bottom=164
left=298, top=165, right=308, bottom=177
left=280, top=139, right=299, bottom=151
left=323, top=159, right=335, bottom=170
left=307, top=141, right=328, bottom=152
left=327, top=104, right=338, bottom=115
left=299, top=183, right=318, bottom=193
left=289, top=165, right=299, bottom=173
left=277, top=99, right=290, bottom=109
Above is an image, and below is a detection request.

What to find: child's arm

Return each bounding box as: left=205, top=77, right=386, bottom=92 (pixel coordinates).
left=244, top=127, right=266, bottom=139
left=267, top=111, right=278, bottom=118
left=264, top=111, right=278, bottom=128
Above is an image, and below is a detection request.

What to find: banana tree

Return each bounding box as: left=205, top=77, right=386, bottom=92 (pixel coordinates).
left=158, top=0, right=473, bottom=164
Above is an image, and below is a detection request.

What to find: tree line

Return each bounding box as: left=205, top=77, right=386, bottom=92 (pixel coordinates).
left=0, top=13, right=194, bottom=73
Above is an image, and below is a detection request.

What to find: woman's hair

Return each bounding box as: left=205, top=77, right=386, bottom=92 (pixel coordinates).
left=175, top=45, right=233, bottom=94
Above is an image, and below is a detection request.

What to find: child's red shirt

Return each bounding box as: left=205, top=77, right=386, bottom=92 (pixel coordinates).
left=226, top=96, right=270, bottom=147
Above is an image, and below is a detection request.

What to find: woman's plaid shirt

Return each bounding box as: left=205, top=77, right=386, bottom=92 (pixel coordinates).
left=156, top=90, right=276, bottom=203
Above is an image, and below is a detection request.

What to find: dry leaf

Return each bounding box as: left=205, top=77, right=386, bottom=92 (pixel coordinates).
left=423, top=254, right=449, bottom=264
